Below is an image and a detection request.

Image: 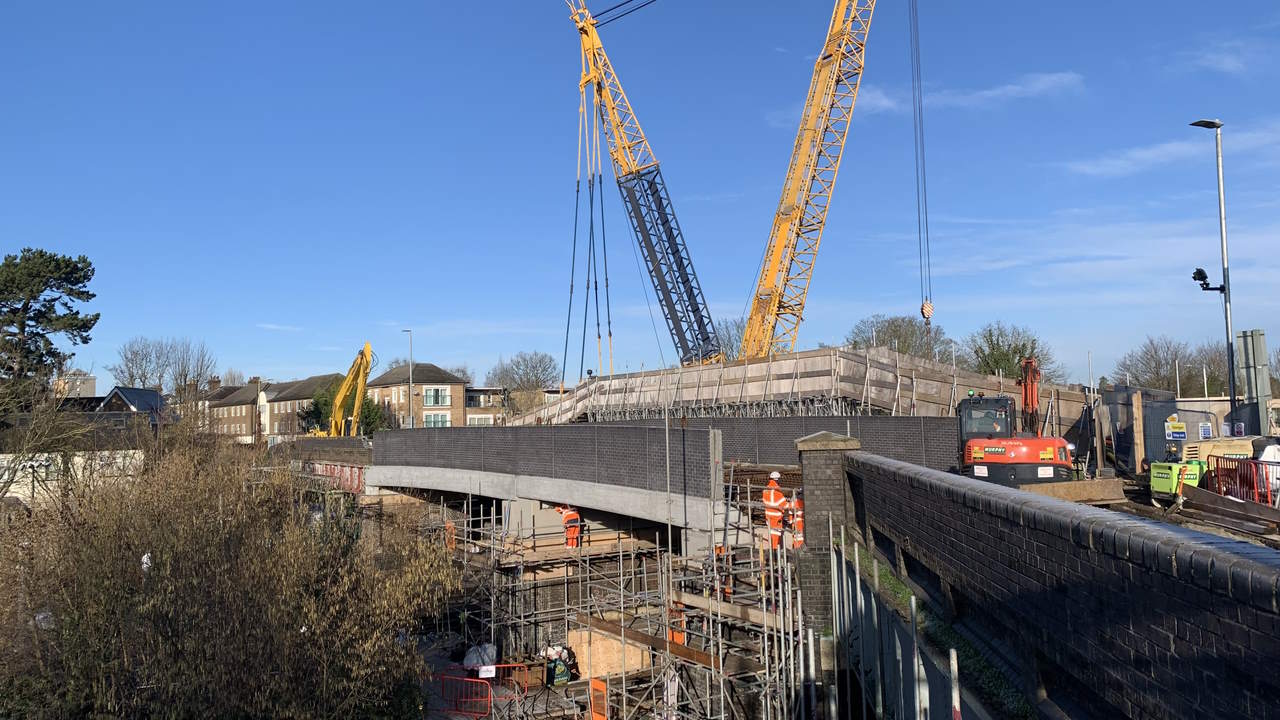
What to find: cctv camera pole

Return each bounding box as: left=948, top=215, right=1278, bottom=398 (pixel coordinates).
left=1210, top=122, right=1236, bottom=411
left=1190, top=119, right=1236, bottom=412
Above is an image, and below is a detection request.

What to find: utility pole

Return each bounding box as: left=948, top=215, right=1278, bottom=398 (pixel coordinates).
left=402, top=329, right=414, bottom=428
left=1190, top=118, right=1237, bottom=411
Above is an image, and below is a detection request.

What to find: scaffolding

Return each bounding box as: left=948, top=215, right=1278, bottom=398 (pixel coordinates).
left=514, top=346, right=1090, bottom=428
left=409, top=461, right=817, bottom=720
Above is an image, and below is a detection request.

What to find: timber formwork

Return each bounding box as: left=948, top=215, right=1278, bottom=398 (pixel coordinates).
left=516, top=346, right=1089, bottom=426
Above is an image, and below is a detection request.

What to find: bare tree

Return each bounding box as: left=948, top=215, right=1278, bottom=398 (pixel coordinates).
left=844, top=314, right=951, bottom=359
left=485, top=351, right=558, bottom=391
left=1113, top=335, right=1230, bottom=395
left=1272, top=347, right=1280, bottom=396
left=385, top=357, right=409, bottom=370
left=106, top=336, right=170, bottom=389
left=169, top=339, right=218, bottom=407
left=444, top=364, right=475, bottom=384
left=961, top=321, right=1065, bottom=383
left=107, top=337, right=218, bottom=400
left=0, top=443, right=458, bottom=717
left=714, top=316, right=747, bottom=361
left=222, top=367, right=245, bottom=386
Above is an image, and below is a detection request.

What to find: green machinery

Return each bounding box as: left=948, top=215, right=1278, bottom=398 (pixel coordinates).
left=1149, top=460, right=1206, bottom=502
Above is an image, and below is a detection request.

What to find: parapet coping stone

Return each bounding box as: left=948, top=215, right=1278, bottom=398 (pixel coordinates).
left=795, top=431, right=862, bottom=452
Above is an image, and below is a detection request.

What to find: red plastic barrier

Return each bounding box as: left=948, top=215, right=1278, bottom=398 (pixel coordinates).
left=1208, top=456, right=1274, bottom=506
left=440, top=675, right=491, bottom=718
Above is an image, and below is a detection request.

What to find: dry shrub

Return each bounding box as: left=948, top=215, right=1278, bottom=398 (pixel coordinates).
left=0, top=440, right=457, bottom=719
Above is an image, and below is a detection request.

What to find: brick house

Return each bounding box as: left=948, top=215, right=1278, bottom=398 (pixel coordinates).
left=208, top=383, right=261, bottom=442
left=368, top=363, right=468, bottom=429
left=265, top=373, right=341, bottom=437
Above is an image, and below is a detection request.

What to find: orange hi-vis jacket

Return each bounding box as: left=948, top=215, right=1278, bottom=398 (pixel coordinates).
left=762, top=480, right=787, bottom=547
left=559, top=507, right=582, bottom=548
left=790, top=495, right=805, bottom=547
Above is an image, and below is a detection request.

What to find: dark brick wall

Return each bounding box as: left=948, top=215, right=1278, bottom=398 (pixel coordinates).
left=796, top=447, right=857, bottom=634
left=269, top=437, right=372, bottom=466
left=373, top=426, right=714, bottom=498
left=601, top=416, right=958, bottom=470
left=808, top=450, right=1280, bottom=720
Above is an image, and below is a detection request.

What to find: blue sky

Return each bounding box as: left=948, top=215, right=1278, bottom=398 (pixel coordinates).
left=2, top=1, right=1277, bottom=387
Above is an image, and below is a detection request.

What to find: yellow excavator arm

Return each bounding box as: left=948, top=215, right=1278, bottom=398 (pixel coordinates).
left=327, top=342, right=373, bottom=437
left=740, top=0, right=876, bottom=360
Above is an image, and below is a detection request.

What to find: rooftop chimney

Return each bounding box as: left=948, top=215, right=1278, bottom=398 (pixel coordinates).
left=208, top=376, right=221, bottom=391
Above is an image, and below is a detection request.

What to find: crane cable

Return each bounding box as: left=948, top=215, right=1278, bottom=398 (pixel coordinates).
left=561, top=87, right=588, bottom=392
left=908, top=0, right=934, bottom=329
left=565, top=0, right=665, bottom=383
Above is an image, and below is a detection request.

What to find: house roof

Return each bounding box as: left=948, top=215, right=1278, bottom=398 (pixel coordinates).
left=202, top=385, right=242, bottom=403
left=59, top=395, right=106, bottom=412
left=271, top=373, right=342, bottom=402
left=368, top=363, right=464, bottom=387
left=100, top=387, right=166, bottom=413
left=209, top=384, right=263, bottom=408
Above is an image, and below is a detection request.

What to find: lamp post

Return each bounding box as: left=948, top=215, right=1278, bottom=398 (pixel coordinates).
left=1189, top=118, right=1236, bottom=411
left=402, top=329, right=414, bottom=428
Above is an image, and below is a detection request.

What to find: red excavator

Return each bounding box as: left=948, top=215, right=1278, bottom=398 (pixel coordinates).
left=956, top=358, right=1125, bottom=504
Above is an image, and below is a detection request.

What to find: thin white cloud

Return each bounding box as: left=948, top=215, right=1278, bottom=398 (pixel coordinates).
left=855, top=85, right=901, bottom=114
left=256, top=323, right=301, bottom=332
left=1063, top=119, right=1280, bottom=177
left=1184, top=38, right=1269, bottom=75
left=926, top=71, right=1083, bottom=109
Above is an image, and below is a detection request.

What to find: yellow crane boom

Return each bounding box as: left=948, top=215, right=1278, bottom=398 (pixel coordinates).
left=327, top=342, right=373, bottom=437
left=740, top=0, right=876, bottom=359
left=570, top=0, right=722, bottom=365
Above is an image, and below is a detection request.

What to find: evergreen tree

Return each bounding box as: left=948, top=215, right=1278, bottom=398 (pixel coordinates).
left=0, top=248, right=99, bottom=382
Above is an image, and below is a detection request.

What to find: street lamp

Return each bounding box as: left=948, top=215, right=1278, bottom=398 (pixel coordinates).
left=402, top=329, right=414, bottom=429
left=1189, top=118, right=1236, bottom=410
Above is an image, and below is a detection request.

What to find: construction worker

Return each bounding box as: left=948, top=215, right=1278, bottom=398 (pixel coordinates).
left=789, top=492, right=805, bottom=549
left=557, top=505, right=582, bottom=549
left=762, top=472, right=787, bottom=549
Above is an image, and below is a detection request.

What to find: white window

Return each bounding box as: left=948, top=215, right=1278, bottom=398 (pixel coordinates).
left=423, top=412, right=450, bottom=428
left=423, top=387, right=450, bottom=407
left=467, top=415, right=494, bottom=426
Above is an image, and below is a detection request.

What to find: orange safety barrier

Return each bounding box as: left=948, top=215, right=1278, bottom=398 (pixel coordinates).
left=1257, top=462, right=1280, bottom=508
left=1208, top=456, right=1275, bottom=506
left=439, top=675, right=491, bottom=718
left=492, top=663, right=535, bottom=696
left=589, top=677, right=609, bottom=720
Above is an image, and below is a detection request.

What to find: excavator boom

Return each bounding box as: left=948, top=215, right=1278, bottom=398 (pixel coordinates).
left=741, top=0, right=875, bottom=359
left=327, top=342, right=373, bottom=437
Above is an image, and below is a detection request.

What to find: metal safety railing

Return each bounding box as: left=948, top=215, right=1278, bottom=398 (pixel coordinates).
left=439, top=675, right=492, bottom=717
left=1207, top=456, right=1280, bottom=507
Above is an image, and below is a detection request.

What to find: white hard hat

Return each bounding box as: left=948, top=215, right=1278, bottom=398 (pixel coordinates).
left=769, top=471, right=781, bottom=480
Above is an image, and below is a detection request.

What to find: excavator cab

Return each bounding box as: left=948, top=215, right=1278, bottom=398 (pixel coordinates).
left=957, top=395, right=1015, bottom=443
left=957, top=394, right=1074, bottom=485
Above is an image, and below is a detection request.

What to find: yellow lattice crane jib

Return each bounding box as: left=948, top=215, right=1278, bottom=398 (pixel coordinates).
left=740, top=0, right=876, bottom=360
left=327, top=342, right=373, bottom=437
left=570, top=0, right=657, bottom=179
left=569, top=0, right=723, bottom=365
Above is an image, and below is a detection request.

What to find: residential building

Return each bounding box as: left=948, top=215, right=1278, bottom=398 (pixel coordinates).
left=265, top=373, right=341, bottom=437
left=208, top=381, right=264, bottom=442
left=368, top=363, right=468, bottom=429
left=464, top=387, right=508, bottom=426
left=206, top=374, right=343, bottom=441
left=53, top=370, right=96, bottom=398
left=198, top=377, right=240, bottom=431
